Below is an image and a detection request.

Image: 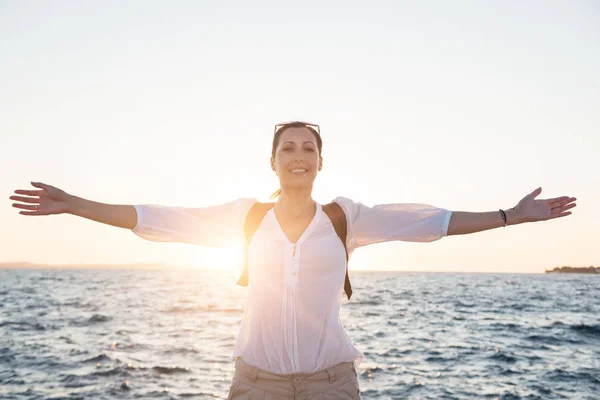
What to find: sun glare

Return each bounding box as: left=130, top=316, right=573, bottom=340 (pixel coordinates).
left=192, top=244, right=244, bottom=271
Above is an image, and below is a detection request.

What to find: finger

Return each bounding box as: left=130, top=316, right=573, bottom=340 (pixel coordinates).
left=9, top=196, right=40, bottom=204
left=557, top=196, right=577, bottom=203
left=551, top=200, right=577, bottom=210
left=12, top=203, right=39, bottom=210
left=550, top=204, right=576, bottom=216
left=31, top=181, right=50, bottom=191
left=529, top=187, right=542, bottom=199
left=545, top=196, right=569, bottom=204
left=14, top=189, right=44, bottom=196
left=548, top=197, right=576, bottom=208
left=549, top=211, right=572, bottom=219
left=19, top=210, right=48, bottom=216
left=546, top=198, right=565, bottom=208
left=559, top=203, right=577, bottom=212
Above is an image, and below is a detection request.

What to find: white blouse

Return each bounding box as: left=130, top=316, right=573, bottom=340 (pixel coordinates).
left=132, top=197, right=452, bottom=374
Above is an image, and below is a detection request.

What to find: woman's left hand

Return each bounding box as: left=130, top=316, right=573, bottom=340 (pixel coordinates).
left=512, top=187, right=577, bottom=224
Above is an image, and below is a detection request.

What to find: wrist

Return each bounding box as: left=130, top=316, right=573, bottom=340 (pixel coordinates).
left=505, top=208, right=521, bottom=225
left=65, top=194, right=80, bottom=215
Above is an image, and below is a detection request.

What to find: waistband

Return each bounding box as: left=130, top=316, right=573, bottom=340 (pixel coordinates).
left=234, top=357, right=356, bottom=384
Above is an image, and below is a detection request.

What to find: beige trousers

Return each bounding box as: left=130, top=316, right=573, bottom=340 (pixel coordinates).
left=227, top=357, right=361, bottom=400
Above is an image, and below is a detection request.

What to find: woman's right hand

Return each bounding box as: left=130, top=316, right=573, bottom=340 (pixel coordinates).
left=9, top=182, right=72, bottom=216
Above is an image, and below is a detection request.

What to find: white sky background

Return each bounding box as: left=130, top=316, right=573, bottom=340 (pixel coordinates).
left=1, top=1, right=598, bottom=273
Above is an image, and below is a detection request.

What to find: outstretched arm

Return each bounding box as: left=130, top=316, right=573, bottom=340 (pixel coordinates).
left=447, top=187, right=576, bottom=236
left=10, top=182, right=137, bottom=229
left=10, top=182, right=255, bottom=247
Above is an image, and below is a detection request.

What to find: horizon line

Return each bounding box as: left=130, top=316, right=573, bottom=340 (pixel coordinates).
left=1, top=261, right=596, bottom=274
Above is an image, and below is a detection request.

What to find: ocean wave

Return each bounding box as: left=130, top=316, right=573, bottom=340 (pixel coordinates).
left=543, top=369, right=600, bottom=385
left=160, top=346, right=201, bottom=356
left=454, top=301, right=475, bottom=308
left=489, top=322, right=521, bottom=330
left=489, top=352, right=517, bottom=363
left=424, top=355, right=457, bottom=363
left=164, top=306, right=242, bottom=314
left=93, top=367, right=129, bottom=377
left=83, top=354, right=111, bottom=363
left=58, top=336, right=76, bottom=344
left=525, top=334, right=581, bottom=345
left=379, top=348, right=412, bottom=357
left=88, top=314, right=112, bottom=323
left=152, top=366, right=192, bottom=374
left=0, top=321, right=46, bottom=331
left=352, top=300, right=382, bottom=306
left=569, top=323, right=600, bottom=337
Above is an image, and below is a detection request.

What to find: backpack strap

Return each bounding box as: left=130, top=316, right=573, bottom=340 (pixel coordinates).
left=322, top=202, right=352, bottom=300
left=236, top=202, right=275, bottom=287
left=237, top=201, right=353, bottom=300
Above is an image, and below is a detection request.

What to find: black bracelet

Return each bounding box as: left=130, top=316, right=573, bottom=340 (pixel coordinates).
left=499, top=209, right=507, bottom=227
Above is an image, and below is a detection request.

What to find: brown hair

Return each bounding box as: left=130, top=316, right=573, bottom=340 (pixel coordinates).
left=270, top=122, right=323, bottom=199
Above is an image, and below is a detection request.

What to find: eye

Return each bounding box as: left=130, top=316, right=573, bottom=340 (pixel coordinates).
left=305, top=147, right=315, bottom=152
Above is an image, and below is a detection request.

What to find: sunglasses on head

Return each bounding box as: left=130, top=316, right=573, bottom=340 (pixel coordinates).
left=274, top=121, right=320, bottom=136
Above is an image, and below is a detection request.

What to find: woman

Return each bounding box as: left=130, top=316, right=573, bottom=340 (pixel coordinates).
left=10, top=121, right=577, bottom=399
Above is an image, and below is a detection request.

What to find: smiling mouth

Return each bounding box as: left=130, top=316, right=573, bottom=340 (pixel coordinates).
left=290, top=168, right=308, bottom=174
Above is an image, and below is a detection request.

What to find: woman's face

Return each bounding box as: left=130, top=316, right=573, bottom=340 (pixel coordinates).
left=271, top=127, right=322, bottom=191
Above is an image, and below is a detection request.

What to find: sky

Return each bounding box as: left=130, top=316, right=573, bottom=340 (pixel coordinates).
left=1, top=1, right=598, bottom=273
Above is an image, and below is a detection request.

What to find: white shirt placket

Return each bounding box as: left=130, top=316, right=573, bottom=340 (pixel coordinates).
left=282, top=241, right=301, bottom=371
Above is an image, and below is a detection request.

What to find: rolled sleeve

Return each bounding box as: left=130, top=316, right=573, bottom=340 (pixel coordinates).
left=132, top=198, right=257, bottom=247
left=334, top=197, right=452, bottom=251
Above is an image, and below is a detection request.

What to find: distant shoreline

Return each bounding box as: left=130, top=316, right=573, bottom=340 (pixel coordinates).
left=545, top=266, right=599, bottom=274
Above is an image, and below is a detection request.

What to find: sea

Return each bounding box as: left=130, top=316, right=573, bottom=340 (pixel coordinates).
left=1, top=268, right=599, bottom=400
